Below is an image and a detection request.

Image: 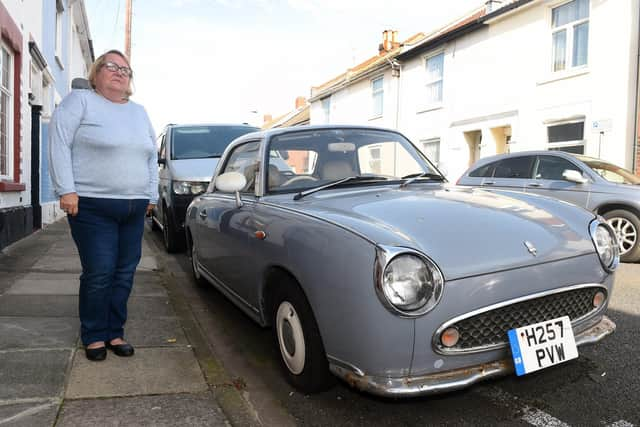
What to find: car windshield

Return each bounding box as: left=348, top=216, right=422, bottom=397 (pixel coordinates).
left=577, top=156, right=640, bottom=185
left=172, top=125, right=258, bottom=160
left=265, top=128, right=441, bottom=193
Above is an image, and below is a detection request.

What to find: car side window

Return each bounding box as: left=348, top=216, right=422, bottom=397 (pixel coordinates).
left=469, top=162, right=497, bottom=177
left=535, top=156, right=582, bottom=180
left=219, top=140, right=261, bottom=193
left=492, top=156, right=535, bottom=178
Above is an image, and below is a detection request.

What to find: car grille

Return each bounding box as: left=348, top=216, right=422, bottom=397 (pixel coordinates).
left=436, top=286, right=604, bottom=353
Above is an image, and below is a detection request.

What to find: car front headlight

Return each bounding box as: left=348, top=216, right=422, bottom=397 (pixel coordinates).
left=375, top=247, right=444, bottom=317
left=173, top=181, right=207, bottom=195
left=589, top=219, right=619, bottom=272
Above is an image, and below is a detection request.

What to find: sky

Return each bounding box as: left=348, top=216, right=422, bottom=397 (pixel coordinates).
left=85, top=0, right=483, bottom=133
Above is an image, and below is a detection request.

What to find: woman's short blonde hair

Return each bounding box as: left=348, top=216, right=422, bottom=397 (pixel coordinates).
left=88, top=49, right=133, bottom=98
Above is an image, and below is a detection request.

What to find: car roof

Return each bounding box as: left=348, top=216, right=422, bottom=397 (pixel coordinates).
left=467, top=150, right=582, bottom=169
left=236, top=124, right=406, bottom=141
left=165, top=123, right=260, bottom=130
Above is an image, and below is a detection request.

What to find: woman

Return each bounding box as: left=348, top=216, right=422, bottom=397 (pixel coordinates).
left=49, top=50, right=158, bottom=361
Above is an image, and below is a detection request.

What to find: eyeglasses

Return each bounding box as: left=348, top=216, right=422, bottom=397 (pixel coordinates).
left=102, top=61, right=132, bottom=77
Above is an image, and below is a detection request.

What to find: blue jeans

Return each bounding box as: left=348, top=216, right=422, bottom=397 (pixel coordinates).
left=68, top=197, right=148, bottom=346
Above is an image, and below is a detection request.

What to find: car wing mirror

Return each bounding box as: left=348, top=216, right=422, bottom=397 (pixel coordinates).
left=215, top=172, right=247, bottom=207
left=562, top=169, right=588, bottom=184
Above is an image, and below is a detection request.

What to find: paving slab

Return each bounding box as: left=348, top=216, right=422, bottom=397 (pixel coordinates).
left=6, top=272, right=79, bottom=295
left=65, top=347, right=208, bottom=398
left=31, top=255, right=82, bottom=273
left=0, top=400, right=60, bottom=427
left=0, top=317, right=79, bottom=350
left=0, top=349, right=72, bottom=400
left=0, top=295, right=78, bottom=317
left=130, top=277, right=167, bottom=297
left=127, top=296, right=175, bottom=319
left=121, top=317, right=188, bottom=347
left=57, top=392, right=227, bottom=427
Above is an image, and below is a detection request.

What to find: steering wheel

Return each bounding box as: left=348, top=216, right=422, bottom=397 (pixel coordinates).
left=281, top=175, right=319, bottom=187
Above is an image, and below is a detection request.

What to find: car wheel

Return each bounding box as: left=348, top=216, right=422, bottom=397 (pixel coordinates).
left=162, top=208, right=184, bottom=253
left=603, top=209, right=640, bottom=262
left=188, top=234, right=207, bottom=287
left=271, top=281, right=333, bottom=393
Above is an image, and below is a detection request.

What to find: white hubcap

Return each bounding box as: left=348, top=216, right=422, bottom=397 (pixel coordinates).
left=606, top=217, right=637, bottom=256
left=276, top=301, right=305, bottom=375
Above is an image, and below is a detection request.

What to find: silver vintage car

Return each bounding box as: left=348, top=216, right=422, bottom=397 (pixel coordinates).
left=185, top=125, right=618, bottom=397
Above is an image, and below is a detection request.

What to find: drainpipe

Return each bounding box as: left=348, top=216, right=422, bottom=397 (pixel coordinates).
left=634, top=0, right=640, bottom=174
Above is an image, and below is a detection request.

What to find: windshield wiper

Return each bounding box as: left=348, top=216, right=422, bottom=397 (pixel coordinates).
left=399, top=172, right=445, bottom=188
left=294, top=175, right=390, bottom=200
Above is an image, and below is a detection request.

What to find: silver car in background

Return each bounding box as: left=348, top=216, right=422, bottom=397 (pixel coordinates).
left=185, top=126, right=618, bottom=397
left=458, top=150, right=640, bottom=262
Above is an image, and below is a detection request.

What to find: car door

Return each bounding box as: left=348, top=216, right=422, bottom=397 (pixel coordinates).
left=156, top=132, right=169, bottom=221
left=194, top=140, right=262, bottom=306
left=525, top=154, right=590, bottom=208
left=479, top=155, right=536, bottom=192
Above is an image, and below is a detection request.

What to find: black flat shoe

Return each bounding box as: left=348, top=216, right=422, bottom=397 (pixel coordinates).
left=106, top=341, right=134, bottom=357
left=85, top=346, right=107, bottom=361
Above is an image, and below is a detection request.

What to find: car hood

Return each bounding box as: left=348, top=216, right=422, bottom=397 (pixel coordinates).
left=170, top=158, right=219, bottom=182
left=274, top=185, right=597, bottom=280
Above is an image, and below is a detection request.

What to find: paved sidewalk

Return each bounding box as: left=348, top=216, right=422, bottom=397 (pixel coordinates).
left=0, top=219, right=252, bottom=426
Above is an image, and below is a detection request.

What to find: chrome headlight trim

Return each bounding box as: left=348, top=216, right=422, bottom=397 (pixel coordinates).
left=589, top=218, right=619, bottom=272
left=173, top=180, right=208, bottom=195
left=374, top=245, right=444, bottom=318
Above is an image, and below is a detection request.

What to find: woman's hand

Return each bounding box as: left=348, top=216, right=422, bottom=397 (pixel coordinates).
left=60, top=193, right=79, bottom=216
left=146, top=204, right=155, bottom=217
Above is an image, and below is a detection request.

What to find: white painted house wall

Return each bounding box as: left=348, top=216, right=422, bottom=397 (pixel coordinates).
left=401, top=0, right=640, bottom=181
left=310, top=68, right=400, bottom=129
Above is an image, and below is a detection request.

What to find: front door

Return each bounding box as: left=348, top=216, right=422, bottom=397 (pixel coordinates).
left=525, top=155, right=590, bottom=208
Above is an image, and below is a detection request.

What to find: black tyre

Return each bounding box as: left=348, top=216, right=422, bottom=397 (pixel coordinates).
left=271, top=280, right=333, bottom=393
left=162, top=208, right=184, bottom=253
left=603, top=209, right=640, bottom=263
left=188, top=233, right=208, bottom=287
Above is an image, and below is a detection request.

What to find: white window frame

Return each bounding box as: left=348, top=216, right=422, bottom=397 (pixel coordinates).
left=55, top=0, right=65, bottom=67
left=371, top=76, right=384, bottom=118
left=368, top=145, right=382, bottom=174
left=0, top=44, right=14, bottom=179
left=550, top=0, right=589, bottom=73
left=321, top=97, right=331, bottom=124
left=547, top=119, right=585, bottom=154
left=421, top=138, right=441, bottom=166
left=424, top=51, right=444, bottom=106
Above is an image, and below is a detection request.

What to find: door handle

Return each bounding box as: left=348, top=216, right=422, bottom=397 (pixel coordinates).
left=483, top=181, right=495, bottom=185
left=199, top=210, right=208, bottom=219
left=527, top=182, right=542, bottom=188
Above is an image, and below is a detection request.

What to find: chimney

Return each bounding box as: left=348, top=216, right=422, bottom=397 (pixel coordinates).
left=379, top=29, right=400, bottom=54
left=485, top=0, right=503, bottom=13
left=263, top=114, right=272, bottom=124
left=295, top=96, right=307, bottom=109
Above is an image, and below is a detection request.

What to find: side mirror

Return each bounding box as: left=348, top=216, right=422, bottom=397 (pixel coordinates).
left=215, top=172, right=247, bottom=207
left=562, top=169, right=588, bottom=184
left=158, top=158, right=166, bottom=165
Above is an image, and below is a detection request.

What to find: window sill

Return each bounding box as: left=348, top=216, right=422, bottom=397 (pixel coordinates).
left=417, top=104, right=443, bottom=114
left=0, top=181, right=26, bottom=192
left=368, top=114, right=383, bottom=121
left=537, top=67, right=589, bottom=86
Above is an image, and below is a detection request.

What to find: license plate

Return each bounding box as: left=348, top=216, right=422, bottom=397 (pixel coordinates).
left=508, top=316, right=578, bottom=376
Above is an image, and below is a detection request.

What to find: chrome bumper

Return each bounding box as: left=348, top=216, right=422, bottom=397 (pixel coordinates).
left=329, top=315, right=616, bottom=398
